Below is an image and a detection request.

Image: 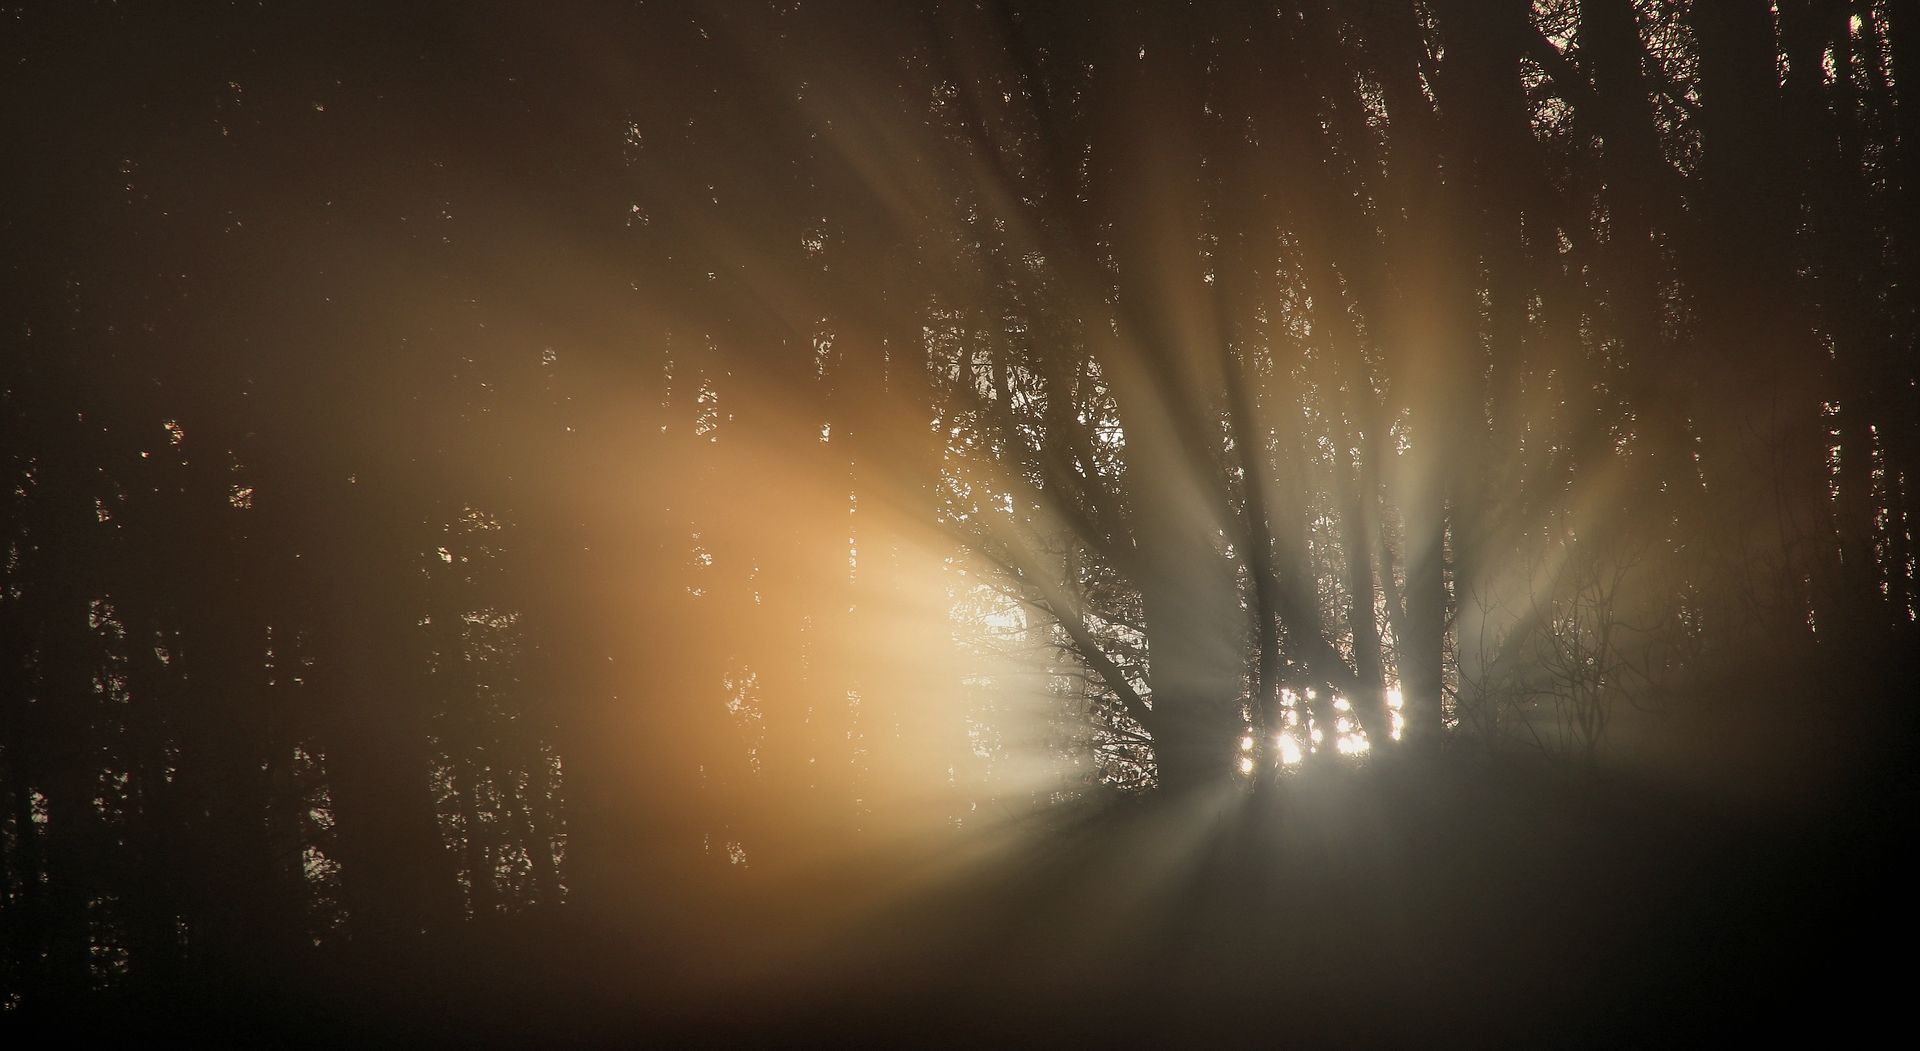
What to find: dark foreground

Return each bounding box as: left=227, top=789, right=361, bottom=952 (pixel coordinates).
left=8, top=751, right=1911, bottom=1050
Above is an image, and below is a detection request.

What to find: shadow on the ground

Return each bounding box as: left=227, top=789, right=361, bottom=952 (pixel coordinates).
left=13, top=752, right=1911, bottom=1049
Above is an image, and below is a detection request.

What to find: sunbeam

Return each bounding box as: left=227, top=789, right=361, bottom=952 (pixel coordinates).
left=3, top=2, right=1915, bottom=1047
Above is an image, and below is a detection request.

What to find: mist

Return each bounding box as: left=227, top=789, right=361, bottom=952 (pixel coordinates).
left=4, top=1, right=1914, bottom=1046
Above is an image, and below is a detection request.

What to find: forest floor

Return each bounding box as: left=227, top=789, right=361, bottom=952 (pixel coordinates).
left=23, top=749, right=1913, bottom=1049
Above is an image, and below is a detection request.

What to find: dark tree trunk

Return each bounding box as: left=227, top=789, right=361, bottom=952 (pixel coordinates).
left=312, top=468, right=463, bottom=943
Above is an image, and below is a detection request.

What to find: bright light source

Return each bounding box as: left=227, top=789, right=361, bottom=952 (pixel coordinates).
left=1333, top=697, right=1350, bottom=711
left=1239, top=757, right=1254, bottom=773
left=1336, top=717, right=1350, bottom=733
left=1386, top=687, right=1403, bottom=709
left=1240, top=735, right=1254, bottom=751
left=1278, top=735, right=1303, bottom=764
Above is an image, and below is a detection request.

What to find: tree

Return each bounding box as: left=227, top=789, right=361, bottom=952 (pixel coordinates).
left=2, top=0, right=1915, bottom=1028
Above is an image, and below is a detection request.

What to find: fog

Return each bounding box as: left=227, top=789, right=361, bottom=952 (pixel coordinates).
left=4, top=1, right=1914, bottom=1046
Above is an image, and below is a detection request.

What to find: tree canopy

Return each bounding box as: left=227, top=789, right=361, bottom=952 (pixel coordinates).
left=4, top=0, right=1915, bottom=1043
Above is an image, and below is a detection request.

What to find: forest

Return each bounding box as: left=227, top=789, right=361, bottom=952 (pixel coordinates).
left=4, top=0, right=1915, bottom=1046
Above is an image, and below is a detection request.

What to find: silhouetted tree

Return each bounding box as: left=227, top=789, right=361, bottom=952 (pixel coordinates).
left=2, top=0, right=1914, bottom=1027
